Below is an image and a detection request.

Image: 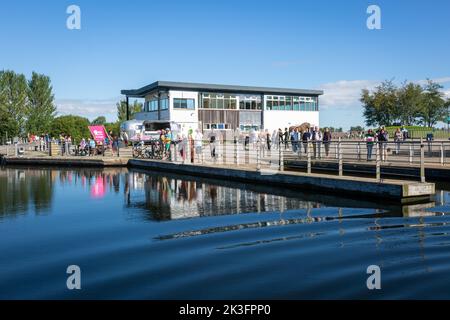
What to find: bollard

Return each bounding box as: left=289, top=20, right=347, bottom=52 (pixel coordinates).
left=440, top=142, right=444, bottom=165
left=307, top=142, right=312, bottom=174
left=338, top=141, right=343, bottom=176
left=420, top=138, right=425, bottom=183
left=376, top=142, right=381, bottom=182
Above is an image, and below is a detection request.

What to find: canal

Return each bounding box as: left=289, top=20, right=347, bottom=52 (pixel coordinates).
left=0, top=167, right=449, bottom=299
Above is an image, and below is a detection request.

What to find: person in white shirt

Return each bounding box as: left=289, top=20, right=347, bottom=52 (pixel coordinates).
left=194, top=129, right=203, bottom=162
left=311, top=126, right=323, bottom=159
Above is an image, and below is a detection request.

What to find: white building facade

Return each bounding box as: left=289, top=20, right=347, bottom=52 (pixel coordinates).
left=122, top=81, right=322, bottom=133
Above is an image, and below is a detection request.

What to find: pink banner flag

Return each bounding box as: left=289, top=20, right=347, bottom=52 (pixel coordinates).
left=89, top=125, right=108, bottom=143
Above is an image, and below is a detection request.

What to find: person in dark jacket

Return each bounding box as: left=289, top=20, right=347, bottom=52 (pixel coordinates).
left=323, top=128, right=332, bottom=157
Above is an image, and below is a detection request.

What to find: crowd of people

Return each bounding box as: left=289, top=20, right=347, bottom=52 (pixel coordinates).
left=25, top=132, right=121, bottom=156
left=78, top=132, right=120, bottom=156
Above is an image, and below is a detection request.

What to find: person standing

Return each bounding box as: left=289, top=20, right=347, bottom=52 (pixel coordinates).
left=194, top=129, right=203, bottom=163
left=311, top=126, right=323, bottom=159
left=265, top=129, right=271, bottom=151
left=365, top=129, right=376, bottom=161
left=209, top=129, right=217, bottom=158
left=394, top=128, right=402, bottom=155
left=302, top=129, right=311, bottom=154
left=377, top=128, right=389, bottom=161
left=401, top=126, right=409, bottom=141
left=283, top=128, right=289, bottom=150
left=272, top=130, right=279, bottom=150
left=112, top=136, right=119, bottom=156
left=165, top=128, right=172, bottom=159
left=323, top=128, right=332, bottom=158
left=278, top=128, right=284, bottom=148
left=89, top=138, right=96, bottom=156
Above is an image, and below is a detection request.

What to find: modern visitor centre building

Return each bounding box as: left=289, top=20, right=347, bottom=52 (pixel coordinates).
left=121, top=81, right=323, bottom=133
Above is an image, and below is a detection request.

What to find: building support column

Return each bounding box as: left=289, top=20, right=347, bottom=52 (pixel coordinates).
left=126, top=96, right=130, bottom=121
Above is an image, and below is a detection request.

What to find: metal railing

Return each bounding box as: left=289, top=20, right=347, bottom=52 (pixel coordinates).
left=132, top=138, right=450, bottom=183
left=1, top=140, right=124, bottom=158
left=4, top=138, right=449, bottom=182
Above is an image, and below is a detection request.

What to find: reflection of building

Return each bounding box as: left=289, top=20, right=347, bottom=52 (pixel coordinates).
left=121, top=81, right=323, bottom=133
left=127, top=173, right=318, bottom=221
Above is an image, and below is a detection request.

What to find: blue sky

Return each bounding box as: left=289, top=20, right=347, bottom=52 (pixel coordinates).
left=0, top=0, right=449, bottom=129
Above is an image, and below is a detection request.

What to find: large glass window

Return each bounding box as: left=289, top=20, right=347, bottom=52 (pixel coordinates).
left=148, top=99, right=158, bottom=112
left=238, top=95, right=262, bottom=110
left=201, top=93, right=238, bottom=110
left=173, top=98, right=195, bottom=109
left=160, top=98, right=169, bottom=110
left=265, top=95, right=319, bottom=111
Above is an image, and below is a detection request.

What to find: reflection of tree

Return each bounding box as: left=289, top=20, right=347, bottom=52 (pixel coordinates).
left=0, top=168, right=127, bottom=219
left=0, top=168, right=53, bottom=217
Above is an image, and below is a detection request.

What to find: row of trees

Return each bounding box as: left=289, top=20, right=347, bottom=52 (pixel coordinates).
left=0, top=70, right=56, bottom=139
left=1, top=70, right=145, bottom=143
left=361, top=79, right=450, bottom=128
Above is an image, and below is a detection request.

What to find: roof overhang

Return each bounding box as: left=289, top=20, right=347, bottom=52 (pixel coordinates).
left=121, top=81, right=324, bottom=98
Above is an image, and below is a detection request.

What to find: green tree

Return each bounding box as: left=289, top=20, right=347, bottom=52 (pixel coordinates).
left=0, top=70, right=28, bottom=138
left=26, top=72, right=56, bottom=135
left=361, top=80, right=399, bottom=127
left=117, top=99, right=143, bottom=122
left=50, top=115, right=91, bottom=143
left=350, top=126, right=365, bottom=132
left=417, top=80, right=447, bottom=128
left=91, top=116, right=107, bottom=125
left=104, top=122, right=120, bottom=136
left=397, top=82, right=423, bottom=126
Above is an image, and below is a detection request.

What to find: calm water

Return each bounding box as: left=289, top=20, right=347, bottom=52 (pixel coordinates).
left=0, top=167, right=450, bottom=300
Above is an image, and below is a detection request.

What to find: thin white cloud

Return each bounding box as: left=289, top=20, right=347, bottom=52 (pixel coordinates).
left=318, top=76, right=450, bottom=111
left=55, top=98, right=121, bottom=122
left=318, top=80, right=379, bottom=110
left=415, top=77, right=450, bottom=86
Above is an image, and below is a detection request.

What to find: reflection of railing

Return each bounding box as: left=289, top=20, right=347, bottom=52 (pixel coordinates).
left=140, top=138, right=450, bottom=183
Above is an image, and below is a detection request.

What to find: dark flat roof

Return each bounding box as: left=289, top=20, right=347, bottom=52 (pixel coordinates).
left=121, top=81, right=323, bottom=98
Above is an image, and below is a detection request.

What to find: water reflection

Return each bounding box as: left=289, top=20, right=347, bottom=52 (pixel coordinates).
left=125, top=171, right=325, bottom=221
left=0, top=167, right=449, bottom=223
left=0, top=168, right=53, bottom=217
